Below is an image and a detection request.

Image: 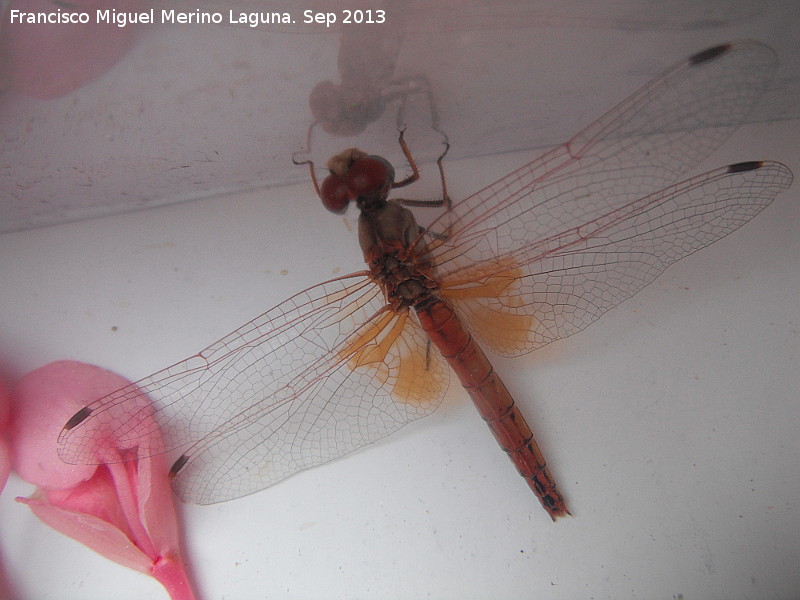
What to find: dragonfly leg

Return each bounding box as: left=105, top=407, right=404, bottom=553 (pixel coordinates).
left=396, top=134, right=452, bottom=211
left=391, top=129, right=421, bottom=189
left=436, top=138, right=452, bottom=212
left=406, top=138, right=454, bottom=242
left=292, top=153, right=322, bottom=198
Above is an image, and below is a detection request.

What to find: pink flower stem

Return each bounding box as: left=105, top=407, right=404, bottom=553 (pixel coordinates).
left=152, top=555, right=198, bottom=600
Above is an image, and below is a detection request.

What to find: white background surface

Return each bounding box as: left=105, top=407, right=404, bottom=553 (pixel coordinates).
left=1, top=3, right=800, bottom=600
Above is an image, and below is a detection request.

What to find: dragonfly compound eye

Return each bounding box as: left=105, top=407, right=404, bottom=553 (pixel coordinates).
left=320, top=173, right=352, bottom=213
left=346, top=156, right=395, bottom=196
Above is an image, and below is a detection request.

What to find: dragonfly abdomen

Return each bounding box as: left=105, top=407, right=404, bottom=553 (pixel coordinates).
left=415, top=297, right=569, bottom=521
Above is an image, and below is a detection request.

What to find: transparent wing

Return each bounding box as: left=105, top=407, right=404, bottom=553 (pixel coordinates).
left=422, top=41, right=778, bottom=280
left=57, top=41, right=787, bottom=506
left=59, top=273, right=450, bottom=504
left=440, top=162, right=792, bottom=355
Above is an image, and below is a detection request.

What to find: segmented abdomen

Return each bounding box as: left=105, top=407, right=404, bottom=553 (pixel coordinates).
left=415, top=298, right=569, bottom=520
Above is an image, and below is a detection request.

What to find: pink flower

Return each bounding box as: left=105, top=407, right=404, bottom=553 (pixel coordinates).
left=9, top=360, right=198, bottom=600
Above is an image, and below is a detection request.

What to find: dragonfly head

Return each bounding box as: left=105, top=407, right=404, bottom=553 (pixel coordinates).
left=320, top=149, right=395, bottom=214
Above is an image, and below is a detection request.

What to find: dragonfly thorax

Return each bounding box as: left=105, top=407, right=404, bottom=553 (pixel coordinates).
left=368, top=247, right=438, bottom=310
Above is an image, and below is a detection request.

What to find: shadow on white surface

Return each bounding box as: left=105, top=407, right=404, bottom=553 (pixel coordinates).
left=2, top=0, right=799, bottom=232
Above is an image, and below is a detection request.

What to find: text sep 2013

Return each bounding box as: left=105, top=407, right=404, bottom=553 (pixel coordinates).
left=7, top=8, right=387, bottom=28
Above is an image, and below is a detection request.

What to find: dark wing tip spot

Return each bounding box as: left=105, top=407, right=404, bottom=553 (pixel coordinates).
left=169, top=454, right=190, bottom=479
left=64, top=406, right=92, bottom=430
left=727, top=161, right=763, bottom=173
left=689, top=43, right=731, bottom=66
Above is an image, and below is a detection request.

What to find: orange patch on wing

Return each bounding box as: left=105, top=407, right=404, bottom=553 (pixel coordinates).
left=338, top=310, right=444, bottom=407
left=441, top=260, right=534, bottom=353
left=459, top=302, right=533, bottom=352
left=441, top=269, right=518, bottom=299
left=353, top=312, right=407, bottom=369
left=338, top=310, right=404, bottom=368
left=440, top=256, right=520, bottom=297
left=391, top=338, right=443, bottom=407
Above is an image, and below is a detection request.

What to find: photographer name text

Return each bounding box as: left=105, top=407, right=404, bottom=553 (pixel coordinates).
left=8, top=8, right=387, bottom=28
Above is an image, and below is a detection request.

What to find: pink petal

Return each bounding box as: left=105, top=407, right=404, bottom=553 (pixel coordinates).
left=17, top=493, right=153, bottom=573
left=0, top=436, right=10, bottom=492
left=42, top=463, right=135, bottom=539
left=0, top=0, right=141, bottom=99
left=0, top=374, right=9, bottom=428
left=136, top=442, right=181, bottom=557
left=9, top=360, right=130, bottom=488
left=0, top=376, right=9, bottom=491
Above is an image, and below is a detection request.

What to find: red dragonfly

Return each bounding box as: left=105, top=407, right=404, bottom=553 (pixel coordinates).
left=59, top=41, right=792, bottom=520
